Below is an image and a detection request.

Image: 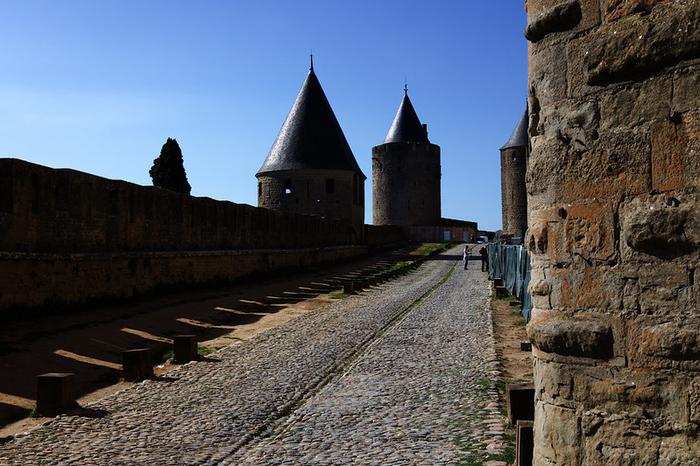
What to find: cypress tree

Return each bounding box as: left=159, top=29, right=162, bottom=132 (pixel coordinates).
left=149, top=137, right=191, bottom=195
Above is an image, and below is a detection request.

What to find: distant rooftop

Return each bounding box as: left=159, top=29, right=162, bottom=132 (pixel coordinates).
left=383, top=87, right=430, bottom=144
left=257, top=61, right=364, bottom=177
left=500, top=107, right=528, bottom=150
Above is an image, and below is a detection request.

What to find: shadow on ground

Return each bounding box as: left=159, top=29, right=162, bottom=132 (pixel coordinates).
left=0, top=245, right=449, bottom=428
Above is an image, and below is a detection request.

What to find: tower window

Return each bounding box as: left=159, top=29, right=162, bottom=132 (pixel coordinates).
left=284, top=178, right=292, bottom=195
left=258, top=182, right=262, bottom=197
left=325, top=178, right=335, bottom=194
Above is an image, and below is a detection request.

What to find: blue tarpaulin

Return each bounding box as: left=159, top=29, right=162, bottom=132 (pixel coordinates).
left=487, top=243, right=532, bottom=321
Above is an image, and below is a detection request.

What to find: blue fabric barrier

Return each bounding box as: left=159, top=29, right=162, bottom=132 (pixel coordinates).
left=486, top=243, right=532, bottom=322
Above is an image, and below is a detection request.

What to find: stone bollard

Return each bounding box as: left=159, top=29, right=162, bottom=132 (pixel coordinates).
left=516, top=420, right=534, bottom=466
left=506, top=383, right=535, bottom=426
left=520, top=340, right=532, bottom=351
left=36, top=373, right=77, bottom=416
left=173, top=335, right=198, bottom=363
left=343, top=282, right=355, bottom=294
left=353, top=280, right=364, bottom=291
left=123, top=348, right=153, bottom=382
left=495, top=286, right=509, bottom=298
left=361, top=278, right=370, bottom=289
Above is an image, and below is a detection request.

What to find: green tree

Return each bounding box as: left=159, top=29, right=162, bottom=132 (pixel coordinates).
left=149, top=138, right=191, bottom=194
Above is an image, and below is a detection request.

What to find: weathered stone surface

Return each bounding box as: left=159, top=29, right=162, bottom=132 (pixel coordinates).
left=529, top=0, right=700, bottom=462
left=533, top=402, right=581, bottom=465
left=525, top=0, right=582, bottom=42
left=528, top=318, right=614, bottom=359
left=586, top=1, right=700, bottom=85
left=602, top=0, right=671, bottom=22
left=637, top=322, right=700, bottom=360
left=622, top=195, right=697, bottom=258
left=651, top=118, right=690, bottom=192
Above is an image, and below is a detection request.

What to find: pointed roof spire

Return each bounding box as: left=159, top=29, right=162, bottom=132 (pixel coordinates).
left=384, top=87, right=429, bottom=144
left=257, top=62, right=364, bottom=177
left=500, top=107, right=529, bottom=150
left=310, top=53, right=314, bottom=71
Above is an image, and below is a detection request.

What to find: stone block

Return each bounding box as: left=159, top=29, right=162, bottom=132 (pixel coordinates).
left=173, top=335, right=198, bottom=363
left=585, top=1, right=700, bottom=85
left=672, top=66, right=700, bottom=114
left=622, top=194, right=697, bottom=259
left=122, top=348, right=153, bottom=382
left=343, top=282, right=355, bottom=294
left=516, top=420, right=534, bottom=466
left=495, top=286, right=509, bottom=298
left=534, top=402, right=581, bottom=465
left=651, top=119, right=689, bottom=192
left=36, top=372, right=77, bottom=417
left=525, top=0, right=582, bottom=43
left=602, top=0, right=671, bottom=22
left=528, top=318, right=614, bottom=359
left=506, top=383, right=536, bottom=425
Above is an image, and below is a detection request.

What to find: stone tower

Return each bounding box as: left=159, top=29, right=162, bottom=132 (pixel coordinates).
left=499, top=108, right=528, bottom=237
left=372, top=88, right=441, bottom=226
left=257, top=61, right=365, bottom=240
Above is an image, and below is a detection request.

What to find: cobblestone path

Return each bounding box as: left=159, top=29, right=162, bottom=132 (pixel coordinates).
left=0, top=247, right=503, bottom=465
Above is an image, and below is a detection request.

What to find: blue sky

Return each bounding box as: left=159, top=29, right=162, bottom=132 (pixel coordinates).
left=0, top=1, right=527, bottom=231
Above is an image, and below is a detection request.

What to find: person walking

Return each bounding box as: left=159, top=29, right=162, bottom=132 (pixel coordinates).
left=479, top=245, right=488, bottom=272
left=463, top=244, right=470, bottom=270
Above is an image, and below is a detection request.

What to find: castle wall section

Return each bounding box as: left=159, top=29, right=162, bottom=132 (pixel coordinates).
left=524, top=0, right=700, bottom=463
left=372, top=142, right=441, bottom=226
left=0, top=158, right=367, bottom=311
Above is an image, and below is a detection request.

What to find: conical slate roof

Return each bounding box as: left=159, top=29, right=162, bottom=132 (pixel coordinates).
left=257, top=66, right=364, bottom=177
left=500, top=108, right=528, bottom=150
left=384, top=90, right=429, bottom=144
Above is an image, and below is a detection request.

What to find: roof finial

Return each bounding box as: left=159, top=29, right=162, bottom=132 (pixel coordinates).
left=403, top=78, right=408, bottom=96
left=310, top=52, right=314, bottom=71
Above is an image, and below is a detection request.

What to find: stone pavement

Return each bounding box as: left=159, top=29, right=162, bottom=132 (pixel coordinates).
left=0, top=247, right=504, bottom=465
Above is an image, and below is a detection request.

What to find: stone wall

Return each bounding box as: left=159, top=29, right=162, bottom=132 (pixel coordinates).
left=372, top=142, right=441, bottom=226
left=0, top=158, right=372, bottom=311
left=525, top=0, right=700, bottom=464
left=0, top=246, right=365, bottom=311
left=0, top=159, right=355, bottom=253
left=500, top=146, right=528, bottom=236
left=256, top=169, right=364, bottom=242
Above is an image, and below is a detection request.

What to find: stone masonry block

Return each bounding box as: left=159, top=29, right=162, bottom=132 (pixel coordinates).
left=123, top=348, right=153, bottom=382
left=529, top=318, right=614, bottom=359
left=173, top=335, right=198, bottom=363
left=586, top=1, right=700, bottom=85
left=36, top=372, right=77, bottom=417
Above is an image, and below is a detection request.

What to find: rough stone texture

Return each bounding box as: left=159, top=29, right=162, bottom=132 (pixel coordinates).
left=526, top=0, right=700, bottom=463
left=0, top=248, right=505, bottom=465
left=372, top=142, right=441, bottom=227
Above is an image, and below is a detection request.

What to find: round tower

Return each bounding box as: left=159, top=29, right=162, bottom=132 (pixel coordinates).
left=372, top=88, right=441, bottom=226
left=499, top=108, right=528, bottom=237
left=256, top=60, right=365, bottom=240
